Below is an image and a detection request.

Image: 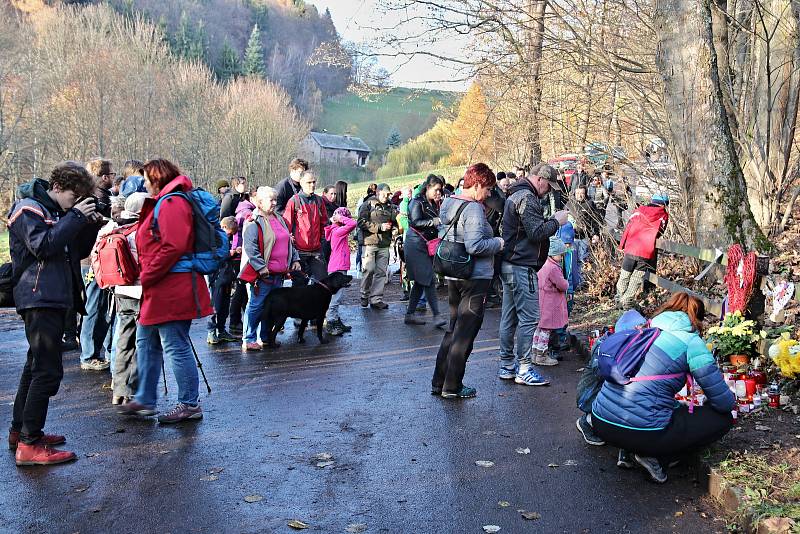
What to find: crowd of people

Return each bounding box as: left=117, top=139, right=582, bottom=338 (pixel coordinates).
left=6, top=156, right=733, bottom=485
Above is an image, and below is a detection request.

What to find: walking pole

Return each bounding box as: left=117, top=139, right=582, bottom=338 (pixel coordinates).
left=188, top=337, right=212, bottom=394
left=161, top=359, right=168, bottom=395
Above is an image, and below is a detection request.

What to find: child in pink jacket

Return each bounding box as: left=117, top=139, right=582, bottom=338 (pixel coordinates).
left=324, top=207, right=357, bottom=335
left=533, top=237, right=569, bottom=368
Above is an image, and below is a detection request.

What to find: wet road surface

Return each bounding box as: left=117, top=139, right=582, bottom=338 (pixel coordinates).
left=0, top=300, right=723, bottom=533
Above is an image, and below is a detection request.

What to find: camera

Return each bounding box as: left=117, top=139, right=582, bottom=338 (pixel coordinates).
left=78, top=195, right=110, bottom=216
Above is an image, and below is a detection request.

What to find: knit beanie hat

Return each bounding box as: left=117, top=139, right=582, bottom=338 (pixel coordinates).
left=215, top=179, right=230, bottom=192
left=548, top=236, right=567, bottom=257
left=651, top=193, right=670, bottom=205
left=557, top=222, right=575, bottom=244
left=333, top=206, right=351, bottom=219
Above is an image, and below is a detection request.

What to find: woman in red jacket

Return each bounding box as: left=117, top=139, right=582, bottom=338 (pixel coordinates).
left=119, top=159, right=213, bottom=424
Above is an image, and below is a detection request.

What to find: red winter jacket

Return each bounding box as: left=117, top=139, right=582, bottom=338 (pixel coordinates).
left=282, top=192, right=326, bottom=253
left=136, top=175, right=213, bottom=325
left=619, top=204, right=669, bottom=260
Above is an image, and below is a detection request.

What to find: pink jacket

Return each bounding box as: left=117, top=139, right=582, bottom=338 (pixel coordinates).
left=537, top=257, right=569, bottom=330
left=324, top=216, right=357, bottom=273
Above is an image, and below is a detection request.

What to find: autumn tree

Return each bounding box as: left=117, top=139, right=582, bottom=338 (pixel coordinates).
left=448, top=81, right=494, bottom=165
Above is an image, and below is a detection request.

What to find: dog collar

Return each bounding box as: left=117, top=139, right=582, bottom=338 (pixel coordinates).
left=315, top=281, right=332, bottom=293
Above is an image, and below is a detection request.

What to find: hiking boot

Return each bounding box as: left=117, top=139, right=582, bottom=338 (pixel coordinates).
left=497, top=366, right=516, bottom=380
left=242, top=342, right=263, bottom=352
left=441, top=386, right=477, bottom=399
left=8, top=430, right=65, bottom=451
left=370, top=301, right=389, bottom=310
left=217, top=330, right=239, bottom=342
left=533, top=353, right=559, bottom=366
left=117, top=400, right=157, bottom=417
left=576, top=414, right=605, bottom=446
left=432, top=315, right=447, bottom=329
left=404, top=314, right=425, bottom=325
left=360, top=297, right=369, bottom=308
left=339, top=320, right=352, bottom=333
left=514, top=369, right=550, bottom=386
left=15, top=442, right=77, bottom=466
left=157, top=403, right=203, bottom=424
left=229, top=323, right=243, bottom=336
left=617, top=450, right=635, bottom=469
left=634, top=454, right=668, bottom=483
left=206, top=331, right=220, bottom=345
left=80, top=359, right=110, bottom=371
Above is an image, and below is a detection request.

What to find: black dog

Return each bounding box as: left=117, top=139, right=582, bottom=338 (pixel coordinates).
left=262, top=271, right=353, bottom=347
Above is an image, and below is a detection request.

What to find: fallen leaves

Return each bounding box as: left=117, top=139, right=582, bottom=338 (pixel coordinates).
left=521, top=511, right=541, bottom=520
left=498, top=501, right=511, bottom=508
left=475, top=460, right=495, bottom=468
left=345, top=524, right=367, bottom=533
left=563, top=460, right=578, bottom=466
left=316, top=461, right=335, bottom=468
left=482, top=525, right=501, bottom=533
left=288, top=519, right=309, bottom=530
left=243, top=494, right=263, bottom=503
left=755, top=425, right=772, bottom=432
left=547, top=463, right=559, bottom=468
left=515, top=448, right=530, bottom=455
left=312, top=452, right=335, bottom=468
left=74, top=485, right=90, bottom=493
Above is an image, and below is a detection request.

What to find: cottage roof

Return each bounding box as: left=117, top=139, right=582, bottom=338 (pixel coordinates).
left=309, top=131, right=371, bottom=153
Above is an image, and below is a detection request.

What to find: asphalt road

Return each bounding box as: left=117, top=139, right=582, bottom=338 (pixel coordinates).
left=0, top=294, right=723, bottom=534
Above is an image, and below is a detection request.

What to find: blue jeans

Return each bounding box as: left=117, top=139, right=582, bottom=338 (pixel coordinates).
left=80, top=266, right=113, bottom=363
left=134, top=320, right=198, bottom=407
left=498, top=262, right=540, bottom=369
left=243, top=276, right=284, bottom=344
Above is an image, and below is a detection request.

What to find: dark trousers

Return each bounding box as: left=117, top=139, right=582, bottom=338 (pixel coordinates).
left=432, top=279, right=490, bottom=393
left=12, top=308, right=66, bottom=444
left=113, top=296, right=139, bottom=398
left=229, top=280, right=247, bottom=326
left=207, top=272, right=233, bottom=333
left=592, top=405, right=733, bottom=459
left=407, top=281, right=440, bottom=316
left=292, top=251, right=327, bottom=287
left=63, top=307, right=78, bottom=341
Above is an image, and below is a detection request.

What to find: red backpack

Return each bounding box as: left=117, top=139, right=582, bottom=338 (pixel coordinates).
left=92, top=223, right=139, bottom=289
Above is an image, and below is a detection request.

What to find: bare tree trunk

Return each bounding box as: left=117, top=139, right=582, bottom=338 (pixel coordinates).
left=526, top=0, right=546, bottom=164
left=654, top=0, right=768, bottom=250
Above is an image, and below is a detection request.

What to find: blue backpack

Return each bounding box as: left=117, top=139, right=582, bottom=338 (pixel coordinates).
left=153, top=188, right=229, bottom=275
left=596, top=326, right=665, bottom=385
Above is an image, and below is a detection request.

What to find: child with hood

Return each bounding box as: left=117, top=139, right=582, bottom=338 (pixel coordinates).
left=324, top=207, right=357, bottom=336
left=532, top=237, right=570, bottom=370
left=552, top=222, right=582, bottom=357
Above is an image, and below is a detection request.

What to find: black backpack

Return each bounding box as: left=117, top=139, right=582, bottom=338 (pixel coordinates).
left=0, top=262, right=15, bottom=307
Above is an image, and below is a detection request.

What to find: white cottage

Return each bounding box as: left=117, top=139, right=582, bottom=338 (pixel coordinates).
left=300, top=131, right=371, bottom=167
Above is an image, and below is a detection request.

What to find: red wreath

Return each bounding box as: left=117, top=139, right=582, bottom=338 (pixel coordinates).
left=724, top=244, right=757, bottom=313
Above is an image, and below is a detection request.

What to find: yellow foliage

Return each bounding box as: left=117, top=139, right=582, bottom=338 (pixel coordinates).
left=447, top=81, right=494, bottom=165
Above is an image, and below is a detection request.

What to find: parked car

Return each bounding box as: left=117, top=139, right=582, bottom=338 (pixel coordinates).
left=548, top=153, right=594, bottom=188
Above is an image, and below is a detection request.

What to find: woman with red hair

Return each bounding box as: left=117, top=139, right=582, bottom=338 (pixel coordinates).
left=432, top=163, right=505, bottom=399
left=119, top=158, right=213, bottom=424
left=590, top=292, right=735, bottom=483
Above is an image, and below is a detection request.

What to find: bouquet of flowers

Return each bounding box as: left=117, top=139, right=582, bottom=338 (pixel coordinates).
left=706, top=311, right=765, bottom=359
left=768, top=333, right=800, bottom=378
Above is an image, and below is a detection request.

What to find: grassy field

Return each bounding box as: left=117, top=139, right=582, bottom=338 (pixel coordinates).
left=316, top=87, right=458, bottom=158
left=346, top=165, right=467, bottom=209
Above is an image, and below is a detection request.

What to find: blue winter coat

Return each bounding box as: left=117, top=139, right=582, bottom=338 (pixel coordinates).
left=8, top=179, right=97, bottom=314
left=592, top=311, right=735, bottom=431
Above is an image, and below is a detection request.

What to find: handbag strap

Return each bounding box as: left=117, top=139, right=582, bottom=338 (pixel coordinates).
left=442, top=201, right=470, bottom=243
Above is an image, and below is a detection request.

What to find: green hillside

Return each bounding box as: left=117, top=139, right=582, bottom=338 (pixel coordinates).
left=346, top=165, right=467, bottom=210
left=316, top=88, right=458, bottom=159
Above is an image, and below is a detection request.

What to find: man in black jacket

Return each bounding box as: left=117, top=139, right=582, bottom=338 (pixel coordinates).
left=8, top=162, right=100, bottom=466
left=498, top=163, right=568, bottom=384
left=275, top=158, right=309, bottom=215
left=220, top=176, right=248, bottom=219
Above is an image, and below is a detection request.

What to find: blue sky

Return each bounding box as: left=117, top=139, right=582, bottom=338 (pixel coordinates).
left=307, top=0, right=469, bottom=90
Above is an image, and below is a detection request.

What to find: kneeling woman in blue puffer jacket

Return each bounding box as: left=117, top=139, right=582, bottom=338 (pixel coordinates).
left=592, top=292, right=736, bottom=483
